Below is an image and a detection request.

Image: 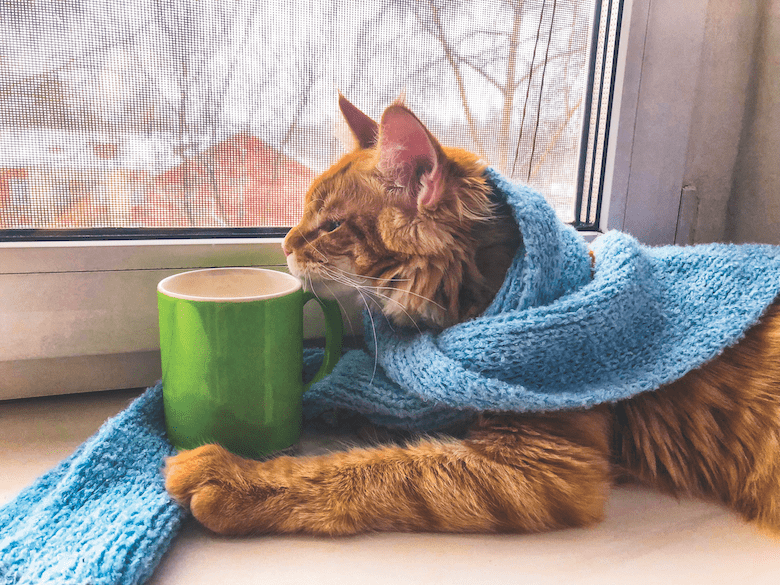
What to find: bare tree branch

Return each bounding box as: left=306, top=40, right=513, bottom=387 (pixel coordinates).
left=416, top=0, right=488, bottom=161
left=0, top=17, right=153, bottom=95
left=529, top=95, right=582, bottom=179
left=498, top=1, right=525, bottom=171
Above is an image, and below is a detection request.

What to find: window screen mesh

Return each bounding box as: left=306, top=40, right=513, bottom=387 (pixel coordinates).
left=1, top=0, right=596, bottom=232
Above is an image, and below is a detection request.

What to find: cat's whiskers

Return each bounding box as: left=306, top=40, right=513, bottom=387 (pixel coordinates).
left=307, top=272, right=353, bottom=351
left=325, top=266, right=411, bottom=284
left=318, top=265, right=384, bottom=306
left=318, top=278, right=356, bottom=336
left=361, top=288, right=425, bottom=336
left=322, top=265, right=447, bottom=314
left=319, top=265, right=425, bottom=336
left=301, top=267, right=377, bottom=382
left=372, top=284, right=447, bottom=313
left=336, top=281, right=379, bottom=385
left=360, top=289, right=380, bottom=385
left=312, top=264, right=385, bottom=342
left=319, top=269, right=423, bottom=332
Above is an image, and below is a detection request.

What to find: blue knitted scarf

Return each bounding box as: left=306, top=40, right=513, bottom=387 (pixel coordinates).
left=0, top=385, right=185, bottom=584
left=302, top=168, right=780, bottom=430
left=2, top=169, right=779, bottom=584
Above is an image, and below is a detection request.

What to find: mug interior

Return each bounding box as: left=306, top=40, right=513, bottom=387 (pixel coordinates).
left=158, top=267, right=301, bottom=302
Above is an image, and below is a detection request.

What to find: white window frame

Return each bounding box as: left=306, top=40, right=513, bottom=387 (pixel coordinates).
left=0, top=0, right=708, bottom=399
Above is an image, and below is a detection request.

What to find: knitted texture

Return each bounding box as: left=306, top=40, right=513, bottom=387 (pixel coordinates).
left=302, top=168, right=780, bottom=430
left=0, top=384, right=186, bottom=585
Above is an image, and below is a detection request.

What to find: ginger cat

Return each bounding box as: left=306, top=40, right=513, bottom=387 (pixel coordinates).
left=165, top=96, right=780, bottom=536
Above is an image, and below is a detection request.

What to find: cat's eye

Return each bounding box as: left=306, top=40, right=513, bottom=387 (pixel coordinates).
left=322, top=220, right=342, bottom=233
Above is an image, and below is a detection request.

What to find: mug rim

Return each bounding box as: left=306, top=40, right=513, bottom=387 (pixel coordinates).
left=157, top=267, right=302, bottom=302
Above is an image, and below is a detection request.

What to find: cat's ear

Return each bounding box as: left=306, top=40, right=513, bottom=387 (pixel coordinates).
left=377, top=104, right=445, bottom=210
left=338, top=93, right=378, bottom=150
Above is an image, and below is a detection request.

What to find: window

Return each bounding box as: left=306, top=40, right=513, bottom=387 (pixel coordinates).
left=2, top=0, right=703, bottom=398
left=9, top=178, right=29, bottom=206
left=2, top=0, right=605, bottom=237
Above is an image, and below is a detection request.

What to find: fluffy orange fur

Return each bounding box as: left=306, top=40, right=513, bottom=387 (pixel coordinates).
left=165, top=98, right=780, bottom=536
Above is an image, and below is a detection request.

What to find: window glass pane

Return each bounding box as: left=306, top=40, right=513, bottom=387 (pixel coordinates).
left=1, top=0, right=597, bottom=232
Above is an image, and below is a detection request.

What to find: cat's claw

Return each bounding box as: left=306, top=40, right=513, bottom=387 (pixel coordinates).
left=164, top=443, right=278, bottom=535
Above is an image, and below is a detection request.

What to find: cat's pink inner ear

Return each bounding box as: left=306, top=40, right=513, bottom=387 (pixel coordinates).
left=378, top=106, right=445, bottom=210
left=338, top=94, right=378, bottom=149
left=418, top=162, right=444, bottom=209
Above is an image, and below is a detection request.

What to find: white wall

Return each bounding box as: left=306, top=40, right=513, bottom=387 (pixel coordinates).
left=728, top=0, right=780, bottom=244
left=684, top=0, right=779, bottom=245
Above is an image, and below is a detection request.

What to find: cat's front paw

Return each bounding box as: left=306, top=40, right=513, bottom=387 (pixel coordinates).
left=164, top=443, right=282, bottom=535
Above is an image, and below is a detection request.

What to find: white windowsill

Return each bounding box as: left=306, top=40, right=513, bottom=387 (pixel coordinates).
left=0, top=237, right=288, bottom=274
left=0, top=238, right=365, bottom=400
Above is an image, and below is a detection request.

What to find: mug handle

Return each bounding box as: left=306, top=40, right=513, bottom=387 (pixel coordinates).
left=302, top=293, right=344, bottom=391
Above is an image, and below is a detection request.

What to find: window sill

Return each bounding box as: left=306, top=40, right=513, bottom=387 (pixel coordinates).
left=0, top=238, right=364, bottom=400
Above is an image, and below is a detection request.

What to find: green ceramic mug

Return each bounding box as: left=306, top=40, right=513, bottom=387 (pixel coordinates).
left=157, top=267, right=343, bottom=458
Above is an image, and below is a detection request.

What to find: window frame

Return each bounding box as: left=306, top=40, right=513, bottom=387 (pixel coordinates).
left=0, top=0, right=709, bottom=399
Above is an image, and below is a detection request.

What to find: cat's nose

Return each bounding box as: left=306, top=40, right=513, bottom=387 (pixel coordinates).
left=281, top=242, right=291, bottom=257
